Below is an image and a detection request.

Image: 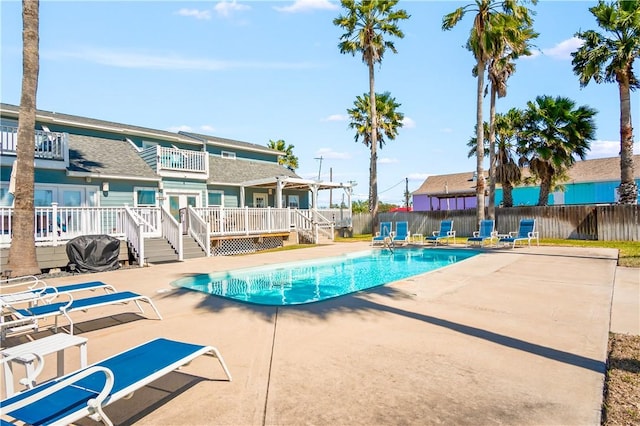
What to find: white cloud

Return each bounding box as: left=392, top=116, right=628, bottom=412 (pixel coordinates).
left=401, top=117, right=416, bottom=129
left=274, top=0, right=338, bottom=13
left=408, top=173, right=430, bottom=181
left=176, top=8, right=212, bottom=20
left=47, top=47, right=317, bottom=71
left=587, top=139, right=640, bottom=159
left=323, top=114, right=347, bottom=122
left=542, top=37, right=584, bottom=60
left=315, top=147, right=351, bottom=160
left=379, top=157, right=398, bottom=164
left=200, top=124, right=216, bottom=132
left=214, top=1, right=251, bottom=18
left=440, top=127, right=453, bottom=133
left=167, top=125, right=193, bottom=132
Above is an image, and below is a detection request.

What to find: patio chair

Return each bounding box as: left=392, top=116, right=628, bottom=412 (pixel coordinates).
left=371, top=221, right=393, bottom=246
left=392, top=221, right=410, bottom=244
left=1, top=278, right=116, bottom=307
left=498, top=218, right=539, bottom=248
left=0, top=337, right=232, bottom=426
left=1, top=290, right=162, bottom=338
left=425, top=220, right=455, bottom=246
left=466, top=220, right=497, bottom=247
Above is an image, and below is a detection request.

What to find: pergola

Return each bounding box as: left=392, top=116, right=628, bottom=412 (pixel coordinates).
left=239, top=176, right=354, bottom=211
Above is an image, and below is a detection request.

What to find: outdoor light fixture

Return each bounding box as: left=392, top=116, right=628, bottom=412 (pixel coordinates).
left=102, top=181, right=109, bottom=192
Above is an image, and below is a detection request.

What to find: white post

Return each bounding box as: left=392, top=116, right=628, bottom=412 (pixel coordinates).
left=52, top=202, right=59, bottom=247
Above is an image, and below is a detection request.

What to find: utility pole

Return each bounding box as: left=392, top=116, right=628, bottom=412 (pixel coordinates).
left=329, top=167, right=333, bottom=207
left=405, top=177, right=409, bottom=209
left=314, top=156, right=323, bottom=181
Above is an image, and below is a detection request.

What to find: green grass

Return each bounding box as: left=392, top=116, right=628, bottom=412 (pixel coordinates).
left=335, top=234, right=640, bottom=268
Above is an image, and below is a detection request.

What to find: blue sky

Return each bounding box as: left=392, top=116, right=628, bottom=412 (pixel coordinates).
left=1, top=0, right=638, bottom=207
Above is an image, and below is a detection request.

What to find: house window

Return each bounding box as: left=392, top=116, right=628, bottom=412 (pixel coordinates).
left=288, top=195, right=299, bottom=208
left=135, top=188, right=157, bottom=207
left=34, top=189, right=54, bottom=206
left=221, top=151, right=236, bottom=159
left=0, top=187, right=14, bottom=207
left=208, top=191, right=223, bottom=206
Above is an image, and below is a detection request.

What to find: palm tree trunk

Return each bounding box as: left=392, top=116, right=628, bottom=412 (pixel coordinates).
left=537, top=178, right=551, bottom=206
left=487, top=85, right=497, bottom=219
left=7, top=0, right=41, bottom=277
left=617, top=77, right=638, bottom=204
left=475, top=58, right=486, bottom=222
left=368, top=61, right=379, bottom=229
left=503, top=181, right=514, bottom=207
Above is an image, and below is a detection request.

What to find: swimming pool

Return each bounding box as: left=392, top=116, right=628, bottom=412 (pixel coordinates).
left=172, top=248, right=479, bottom=306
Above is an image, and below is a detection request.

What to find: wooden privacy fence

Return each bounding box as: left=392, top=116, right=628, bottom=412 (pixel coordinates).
left=351, top=205, right=639, bottom=241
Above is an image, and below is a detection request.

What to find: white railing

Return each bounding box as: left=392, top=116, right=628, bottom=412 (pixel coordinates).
left=194, top=206, right=292, bottom=236
left=129, top=207, right=161, bottom=237
left=160, top=207, right=182, bottom=261
left=317, top=208, right=352, bottom=228
left=187, top=206, right=210, bottom=257
left=1, top=126, right=67, bottom=161
left=123, top=206, right=144, bottom=267
left=157, top=146, right=207, bottom=173
left=291, top=209, right=317, bottom=243
left=312, top=210, right=335, bottom=241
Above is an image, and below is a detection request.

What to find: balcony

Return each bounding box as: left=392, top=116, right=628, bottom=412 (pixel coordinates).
left=141, top=145, right=208, bottom=179
left=0, top=126, right=69, bottom=168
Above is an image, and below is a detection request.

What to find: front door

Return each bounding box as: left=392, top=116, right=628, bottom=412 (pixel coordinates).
left=168, top=193, right=198, bottom=234
left=253, top=193, right=268, bottom=208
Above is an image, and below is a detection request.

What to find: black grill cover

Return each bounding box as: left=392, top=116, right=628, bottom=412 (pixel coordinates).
left=66, top=235, right=121, bottom=273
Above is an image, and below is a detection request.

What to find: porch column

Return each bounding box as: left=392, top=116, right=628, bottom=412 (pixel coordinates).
left=276, top=178, right=283, bottom=208
left=240, top=186, right=245, bottom=207
left=310, top=184, right=319, bottom=210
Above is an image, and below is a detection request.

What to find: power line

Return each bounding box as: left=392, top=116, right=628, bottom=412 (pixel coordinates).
left=379, top=178, right=406, bottom=194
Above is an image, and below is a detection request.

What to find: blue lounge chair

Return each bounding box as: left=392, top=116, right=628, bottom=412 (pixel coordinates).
left=392, top=221, right=410, bottom=244
left=498, top=218, right=539, bottom=248
left=425, top=220, right=455, bottom=245
left=1, top=291, right=162, bottom=337
left=371, top=221, right=392, bottom=245
left=0, top=279, right=116, bottom=307
left=466, top=220, right=497, bottom=247
left=0, top=338, right=232, bottom=426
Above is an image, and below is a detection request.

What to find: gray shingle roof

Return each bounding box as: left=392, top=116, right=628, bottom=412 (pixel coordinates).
left=208, top=155, right=299, bottom=185
left=68, top=134, right=157, bottom=180
left=180, top=131, right=282, bottom=156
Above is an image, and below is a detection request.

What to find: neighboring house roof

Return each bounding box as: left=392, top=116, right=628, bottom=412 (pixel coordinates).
left=566, top=155, right=640, bottom=183
left=413, top=155, right=640, bottom=197
left=180, top=131, right=282, bottom=157
left=208, top=155, right=299, bottom=186
left=412, top=172, right=483, bottom=197
left=66, top=134, right=158, bottom=181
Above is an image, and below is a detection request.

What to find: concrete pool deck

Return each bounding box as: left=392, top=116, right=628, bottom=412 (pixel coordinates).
left=2, top=242, right=638, bottom=425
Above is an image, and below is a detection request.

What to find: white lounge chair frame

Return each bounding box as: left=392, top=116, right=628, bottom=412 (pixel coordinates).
left=1, top=338, right=232, bottom=426
left=1, top=290, right=162, bottom=338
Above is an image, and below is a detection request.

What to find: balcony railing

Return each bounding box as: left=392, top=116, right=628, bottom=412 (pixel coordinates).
left=156, top=146, right=207, bottom=174
left=0, top=126, right=68, bottom=161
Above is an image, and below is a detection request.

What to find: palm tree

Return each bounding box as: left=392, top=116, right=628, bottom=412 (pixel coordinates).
left=334, top=0, right=409, bottom=227
left=443, top=0, right=536, bottom=223
left=494, top=108, right=524, bottom=207
left=268, top=139, right=299, bottom=171
left=485, top=13, right=537, bottom=217
left=347, top=92, right=405, bottom=208
left=519, top=95, right=597, bottom=206
left=572, top=0, right=640, bottom=205
left=7, top=0, right=40, bottom=277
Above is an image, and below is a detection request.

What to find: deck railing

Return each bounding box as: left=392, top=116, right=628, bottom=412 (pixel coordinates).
left=0, top=126, right=68, bottom=161
left=194, top=206, right=292, bottom=236
left=187, top=206, right=210, bottom=256
left=157, top=146, right=207, bottom=174
left=160, top=206, right=182, bottom=261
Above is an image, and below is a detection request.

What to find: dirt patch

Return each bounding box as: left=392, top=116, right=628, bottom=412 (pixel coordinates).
left=602, top=333, right=640, bottom=425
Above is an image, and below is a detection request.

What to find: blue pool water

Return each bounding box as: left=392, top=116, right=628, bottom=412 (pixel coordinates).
left=172, top=248, right=479, bottom=306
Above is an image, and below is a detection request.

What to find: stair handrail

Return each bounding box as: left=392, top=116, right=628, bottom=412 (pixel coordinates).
left=187, top=205, right=210, bottom=257
left=311, top=209, right=335, bottom=241
left=123, top=206, right=145, bottom=267
left=160, top=206, right=183, bottom=261
left=290, top=209, right=318, bottom=243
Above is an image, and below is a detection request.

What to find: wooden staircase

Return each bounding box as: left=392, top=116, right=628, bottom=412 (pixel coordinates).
left=144, top=235, right=206, bottom=264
